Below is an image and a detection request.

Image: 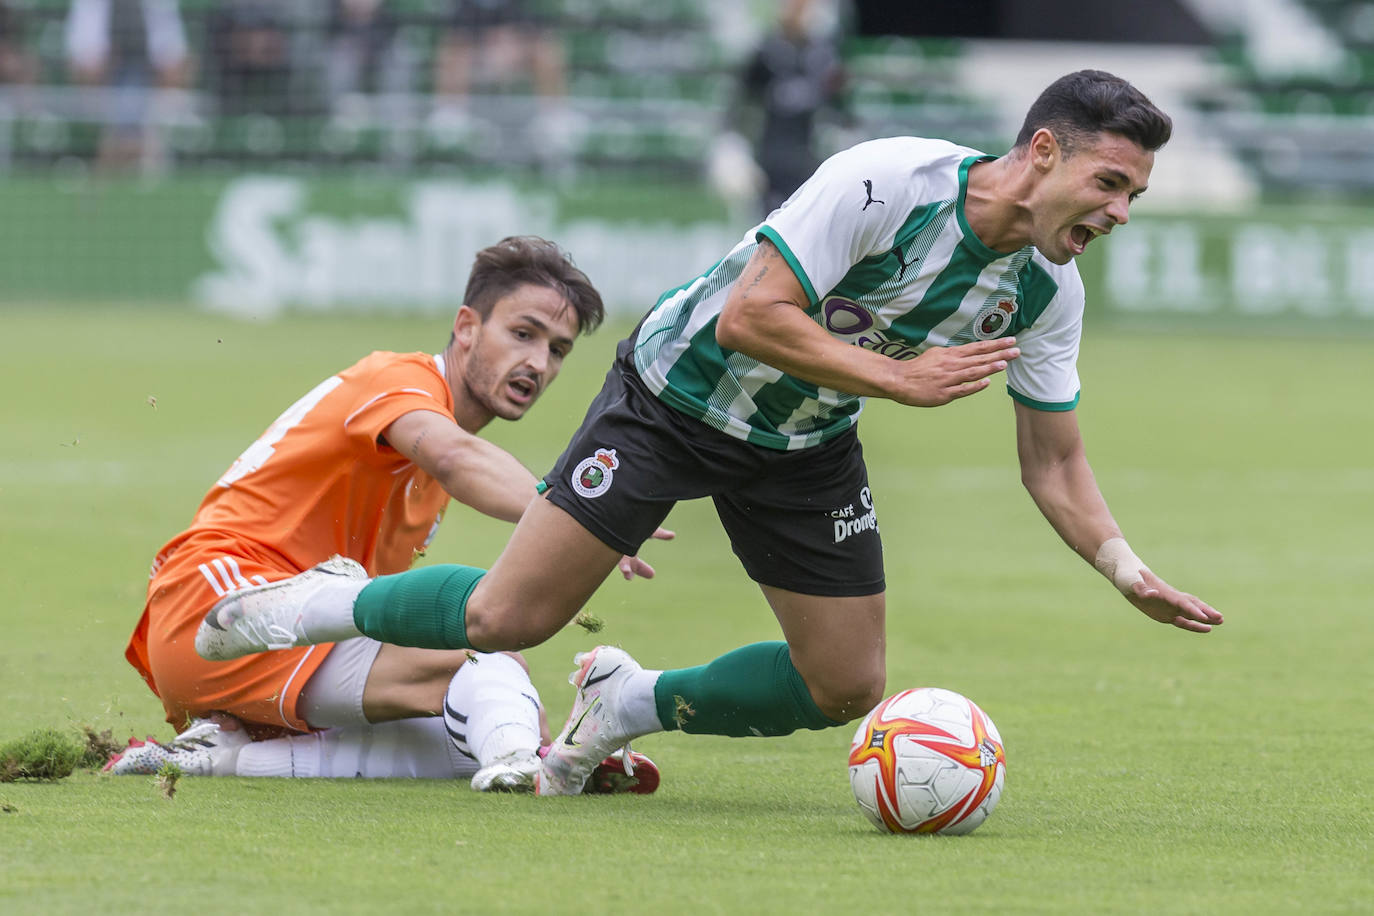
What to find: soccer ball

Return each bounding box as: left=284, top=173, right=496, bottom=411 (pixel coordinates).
left=848, top=687, right=1006, bottom=835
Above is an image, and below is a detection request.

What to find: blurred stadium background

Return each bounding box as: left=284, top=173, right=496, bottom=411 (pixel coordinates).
left=1, top=0, right=1373, bottom=330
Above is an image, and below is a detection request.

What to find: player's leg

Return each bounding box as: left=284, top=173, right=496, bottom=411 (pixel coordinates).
left=539, top=590, right=882, bottom=792
left=230, top=647, right=545, bottom=782
left=757, top=585, right=886, bottom=721
left=234, top=716, right=472, bottom=779
left=360, top=497, right=628, bottom=651
left=441, top=651, right=546, bottom=791
left=654, top=424, right=886, bottom=729
left=103, top=713, right=471, bottom=779
left=229, top=717, right=656, bottom=786
left=194, top=500, right=626, bottom=658
left=116, top=639, right=541, bottom=781
left=539, top=427, right=883, bottom=793
left=193, top=507, right=621, bottom=659
left=302, top=639, right=547, bottom=789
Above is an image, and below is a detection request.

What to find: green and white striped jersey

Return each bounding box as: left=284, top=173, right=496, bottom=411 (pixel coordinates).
left=633, top=137, right=1085, bottom=450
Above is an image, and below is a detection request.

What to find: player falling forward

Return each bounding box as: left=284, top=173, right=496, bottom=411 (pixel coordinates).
left=197, top=70, right=1222, bottom=795
left=111, top=236, right=661, bottom=793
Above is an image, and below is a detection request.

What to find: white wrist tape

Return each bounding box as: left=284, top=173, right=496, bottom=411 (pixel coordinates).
left=1094, top=537, right=1149, bottom=595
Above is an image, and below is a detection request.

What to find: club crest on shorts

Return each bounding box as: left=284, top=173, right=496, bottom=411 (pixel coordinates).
left=972, top=298, right=1018, bottom=340
left=571, top=447, right=619, bottom=498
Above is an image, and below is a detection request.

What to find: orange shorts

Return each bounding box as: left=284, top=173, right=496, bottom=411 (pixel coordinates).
left=126, top=534, right=337, bottom=735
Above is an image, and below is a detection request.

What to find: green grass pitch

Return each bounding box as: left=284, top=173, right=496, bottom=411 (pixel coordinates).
left=0, top=306, right=1369, bottom=914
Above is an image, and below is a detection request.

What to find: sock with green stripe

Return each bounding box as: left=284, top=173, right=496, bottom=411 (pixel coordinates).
left=650, top=641, right=843, bottom=737
left=351, top=564, right=485, bottom=650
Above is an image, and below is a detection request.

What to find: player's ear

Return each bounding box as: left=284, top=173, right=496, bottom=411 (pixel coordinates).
left=1030, top=128, right=1059, bottom=173
left=452, top=305, right=482, bottom=350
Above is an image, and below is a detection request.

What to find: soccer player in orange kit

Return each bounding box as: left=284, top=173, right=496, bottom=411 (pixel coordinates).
left=106, top=236, right=662, bottom=793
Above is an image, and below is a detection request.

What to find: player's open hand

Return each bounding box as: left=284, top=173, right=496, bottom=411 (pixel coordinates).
left=1125, top=568, right=1224, bottom=633
left=618, top=526, right=677, bottom=580
left=893, top=338, right=1019, bottom=407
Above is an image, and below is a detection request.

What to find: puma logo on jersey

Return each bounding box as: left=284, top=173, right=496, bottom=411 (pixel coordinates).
left=862, top=180, right=884, bottom=210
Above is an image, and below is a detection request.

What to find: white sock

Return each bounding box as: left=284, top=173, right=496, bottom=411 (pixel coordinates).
left=234, top=736, right=303, bottom=777
left=297, top=577, right=370, bottom=643
left=234, top=719, right=472, bottom=779
left=619, top=667, right=665, bottom=737
left=204, top=732, right=246, bottom=776
left=443, top=652, right=542, bottom=766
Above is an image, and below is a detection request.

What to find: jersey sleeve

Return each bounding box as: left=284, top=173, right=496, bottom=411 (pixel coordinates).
left=1005, top=263, right=1084, bottom=411
left=339, top=355, right=453, bottom=459
left=755, top=142, right=919, bottom=305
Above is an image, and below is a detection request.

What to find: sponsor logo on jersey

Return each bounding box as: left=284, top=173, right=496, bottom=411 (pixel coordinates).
left=821, top=297, right=921, bottom=361
left=972, top=298, right=1018, bottom=340
left=571, top=447, right=619, bottom=498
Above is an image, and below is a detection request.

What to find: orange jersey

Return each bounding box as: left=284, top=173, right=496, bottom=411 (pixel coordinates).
left=126, top=351, right=454, bottom=731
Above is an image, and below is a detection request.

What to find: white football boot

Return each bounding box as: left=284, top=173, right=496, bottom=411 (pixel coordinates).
left=102, top=719, right=250, bottom=776
left=195, top=556, right=367, bottom=661
left=536, top=645, right=646, bottom=796
left=470, top=751, right=541, bottom=793
left=471, top=747, right=664, bottom=794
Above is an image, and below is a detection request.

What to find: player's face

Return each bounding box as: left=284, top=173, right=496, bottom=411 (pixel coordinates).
left=461, top=284, right=579, bottom=422
left=1029, top=130, right=1153, bottom=265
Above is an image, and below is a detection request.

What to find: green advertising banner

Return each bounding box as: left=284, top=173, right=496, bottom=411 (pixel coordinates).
left=1078, top=205, right=1374, bottom=330
left=2, top=173, right=1372, bottom=331
left=0, top=173, right=737, bottom=316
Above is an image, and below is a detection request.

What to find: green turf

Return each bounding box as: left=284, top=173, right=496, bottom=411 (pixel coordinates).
left=1, top=306, right=1369, bottom=914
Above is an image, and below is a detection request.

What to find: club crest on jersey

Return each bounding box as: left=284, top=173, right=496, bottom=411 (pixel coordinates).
left=571, top=447, right=619, bottom=498
left=973, top=298, right=1018, bottom=340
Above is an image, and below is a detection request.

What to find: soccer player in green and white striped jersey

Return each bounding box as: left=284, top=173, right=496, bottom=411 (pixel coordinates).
left=198, top=70, right=1223, bottom=795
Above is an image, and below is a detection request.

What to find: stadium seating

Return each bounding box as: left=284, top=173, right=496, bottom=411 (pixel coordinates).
left=0, top=0, right=1000, bottom=180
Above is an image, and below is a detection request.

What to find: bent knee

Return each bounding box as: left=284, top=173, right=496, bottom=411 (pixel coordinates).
left=461, top=585, right=568, bottom=648
left=808, top=673, right=886, bottom=724
left=463, top=598, right=566, bottom=651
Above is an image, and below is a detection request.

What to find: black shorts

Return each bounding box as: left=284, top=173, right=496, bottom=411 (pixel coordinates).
left=543, top=338, right=884, bottom=597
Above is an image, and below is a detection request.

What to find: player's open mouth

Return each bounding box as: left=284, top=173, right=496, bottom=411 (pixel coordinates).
left=1069, top=223, right=1106, bottom=254
left=507, top=376, right=537, bottom=403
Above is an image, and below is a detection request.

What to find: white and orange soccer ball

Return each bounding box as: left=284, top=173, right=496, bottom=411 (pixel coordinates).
left=848, top=687, right=1007, bottom=835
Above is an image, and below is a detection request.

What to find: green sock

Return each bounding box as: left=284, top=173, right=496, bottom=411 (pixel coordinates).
left=352, top=564, right=485, bottom=650
left=652, top=641, right=843, bottom=737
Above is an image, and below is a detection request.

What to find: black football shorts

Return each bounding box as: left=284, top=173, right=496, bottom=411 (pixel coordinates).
left=543, top=341, right=884, bottom=597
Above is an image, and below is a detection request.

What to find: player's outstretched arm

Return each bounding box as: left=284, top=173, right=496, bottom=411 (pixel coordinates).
left=716, top=240, right=1019, bottom=406
left=1014, top=402, right=1223, bottom=634
left=386, top=409, right=541, bottom=522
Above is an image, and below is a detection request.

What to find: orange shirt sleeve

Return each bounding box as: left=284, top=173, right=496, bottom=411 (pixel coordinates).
left=340, top=354, right=454, bottom=463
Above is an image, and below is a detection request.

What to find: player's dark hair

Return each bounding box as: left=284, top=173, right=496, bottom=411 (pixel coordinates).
left=461, top=235, right=604, bottom=335
left=1013, top=70, right=1172, bottom=156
